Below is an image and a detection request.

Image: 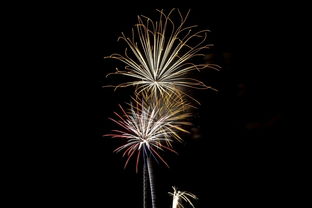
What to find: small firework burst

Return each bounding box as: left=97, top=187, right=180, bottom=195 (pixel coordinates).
left=105, top=8, right=220, bottom=100
left=169, top=187, right=198, bottom=208
left=105, top=93, right=191, bottom=172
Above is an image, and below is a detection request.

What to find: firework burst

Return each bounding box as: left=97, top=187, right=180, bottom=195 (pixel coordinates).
left=105, top=93, right=191, bottom=172
left=105, top=8, right=220, bottom=101
left=104, top=9, right=216, bottom=208
left=169, top=187, right=198, bottom=208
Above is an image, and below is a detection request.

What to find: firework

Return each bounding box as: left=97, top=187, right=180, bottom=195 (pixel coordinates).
left=105, top=9, right=216, bottom=208
left=105, top=8, right=220, bottom=100
left=105, top=93, right=191, bottom=172
left=106, top=94, right=191, bottom=208
left=169, top=187, right=198, bottom=208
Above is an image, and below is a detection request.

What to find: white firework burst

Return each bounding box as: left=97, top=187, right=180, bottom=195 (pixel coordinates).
left=105, top=8, right=220, bottom=100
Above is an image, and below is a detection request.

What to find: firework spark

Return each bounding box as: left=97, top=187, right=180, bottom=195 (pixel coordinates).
left=169, top=187, right=198, bottom=208
left=105, top=8, right=220, bottom=100
left=105, top=93, right=191, bottom=172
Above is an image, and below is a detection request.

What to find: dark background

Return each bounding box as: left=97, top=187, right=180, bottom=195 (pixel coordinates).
left=33, top=6, right=295, bottom=208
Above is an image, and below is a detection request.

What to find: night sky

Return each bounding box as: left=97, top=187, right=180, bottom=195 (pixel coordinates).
left=35, top=5, right=294, bottom=208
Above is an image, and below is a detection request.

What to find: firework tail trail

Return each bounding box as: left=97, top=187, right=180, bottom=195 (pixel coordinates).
left=143, top=161, right=147, bottom=208
left=143, top=151, right=155, bottom=208
left=143, top=156, right=156, bottom=208
left=147, top=156, right=156, bottom=208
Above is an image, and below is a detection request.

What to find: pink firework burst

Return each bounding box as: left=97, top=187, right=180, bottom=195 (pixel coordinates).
left=105, top=94, right=190, bottom=172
